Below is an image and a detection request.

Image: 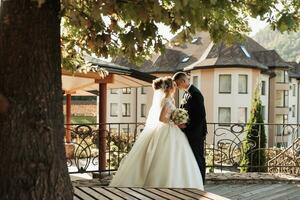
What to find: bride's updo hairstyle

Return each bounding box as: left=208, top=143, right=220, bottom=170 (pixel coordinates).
left=162, top=77, right=174, bottom=91
left=153, top=77, right=164, bottom=90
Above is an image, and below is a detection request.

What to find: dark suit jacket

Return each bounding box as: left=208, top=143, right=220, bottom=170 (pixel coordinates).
left=180, top=85, right=207, bottom=140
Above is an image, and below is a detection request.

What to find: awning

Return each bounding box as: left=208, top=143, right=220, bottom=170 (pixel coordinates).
left=62, top=57, right=156, bottom=96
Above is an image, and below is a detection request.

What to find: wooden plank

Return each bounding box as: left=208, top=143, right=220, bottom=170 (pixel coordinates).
left=242, top=184, right=293, bottom=200
left=158, top=188, right=198, bottom=199
left=117, top=187, right=153, bottom=200
left=206, top=184, right=243, bottom=197
left=73, top=193, right=84, bottom=200
left=220, top=184, right=267, bottom=198
left=187, top=188, right=230, bottom=200
left=259, top=185, right=300, bottom=200
left=74, top=187, right=97, bottom=200
left=80, top=187, right=112, bottom=200
left=238, top=184, right=282, bottom=199
left=105, top=187, right=139, bottom=200
left=88, top=187, right=124, bottom=200
left=171, top=188, right=211, bottom=200
left=146, top=188, right=183, bottom=200
left=289, top=195, right=300, bottom=200
left=130, top=188, right=168, bottom=200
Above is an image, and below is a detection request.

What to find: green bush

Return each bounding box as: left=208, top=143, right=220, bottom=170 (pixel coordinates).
left=240, top=88, right=267, bottom=172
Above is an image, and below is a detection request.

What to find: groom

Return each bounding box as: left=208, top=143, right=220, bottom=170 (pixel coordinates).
left=173, top=72, right=207, bottom=184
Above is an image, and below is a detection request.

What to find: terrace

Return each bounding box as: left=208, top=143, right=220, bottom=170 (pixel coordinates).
left=67, top=122, right=300, bottom=199
left=63, top=59, right=300, bottom=199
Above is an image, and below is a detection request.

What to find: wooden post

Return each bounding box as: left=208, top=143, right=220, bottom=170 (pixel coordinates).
left=65, top=94, right=71, bottom=143
left=99, top=83, right=107, bottom=171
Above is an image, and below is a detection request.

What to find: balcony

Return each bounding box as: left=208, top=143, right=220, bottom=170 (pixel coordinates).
left=67, top=122, right=300, bottom=199
left=65, top=122, right=300, bottom=175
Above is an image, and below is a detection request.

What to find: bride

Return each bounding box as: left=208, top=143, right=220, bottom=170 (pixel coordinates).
left=109, top=77, right=203, bottom=189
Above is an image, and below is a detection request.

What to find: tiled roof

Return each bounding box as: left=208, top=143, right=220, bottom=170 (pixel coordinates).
left=113, top=32, right=292, bottom=73
left=288, top=62, right=300, bottom=79
left=252, top=50, right=292, bottom=68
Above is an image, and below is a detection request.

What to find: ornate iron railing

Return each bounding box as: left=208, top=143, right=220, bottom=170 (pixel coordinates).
left=65, top=123, right=300, bottom=175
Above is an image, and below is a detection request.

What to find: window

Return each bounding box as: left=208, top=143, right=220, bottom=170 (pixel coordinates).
left=238, top=75, right=248, bottom=94
left=181, top=56, right=190, bottom=63
left=261, top=105, right=266, bottom=120
left=141, top=87, right=146, bottom=94
left=261, top=81, right=266, bottom=96
left=240, top=46, right=251, bottom=58
left=218, top=107, right=231, bottom=126
left=238, top=107, right=247, bottom=123
left=122, top=88, right=131, bottom=94
left=293, top=84, right=296, bottom=96
left=276, top=90, right=288, bottom=107
left=292, top=105, right=296, bottom=117
left=191, top=37, right=199, bottom=44
left=110, top=89, right=118, bottom=94
left=275, top=70, right=288, bottom=83
left=275, top=114, right=288, bottom=136
left=219, top=75, right=231, bottom=93
left=141, top=104, right=146, bottom=117
left=284, top=114, right=288, bottom=124
left=192, top=76, right=199, bottom=89
left=110, top=103, right=118, bottom=117
left=122, top=103, right=131, bottom=117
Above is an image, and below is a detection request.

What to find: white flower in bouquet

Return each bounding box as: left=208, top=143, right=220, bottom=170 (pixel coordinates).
left=171, top=108, right=189, bottom=125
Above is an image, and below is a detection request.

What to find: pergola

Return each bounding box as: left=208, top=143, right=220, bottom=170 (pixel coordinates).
left=62, top=57, right=156, bottom=170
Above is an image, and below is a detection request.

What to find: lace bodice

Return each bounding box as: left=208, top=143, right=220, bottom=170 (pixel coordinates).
left=159, top=97, right=176, bottom=123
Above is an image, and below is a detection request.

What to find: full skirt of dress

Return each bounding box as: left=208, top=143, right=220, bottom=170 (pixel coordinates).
left=109, top=122, right=203, bottom=190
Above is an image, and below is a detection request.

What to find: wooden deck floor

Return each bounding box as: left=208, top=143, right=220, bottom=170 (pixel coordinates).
left=205, top=183, right=300, bottom=200
left=73, top=186, right=230, bottom=200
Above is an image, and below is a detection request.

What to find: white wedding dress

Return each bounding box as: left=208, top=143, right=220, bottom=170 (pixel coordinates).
left=109, top=90, right=203, bottom=189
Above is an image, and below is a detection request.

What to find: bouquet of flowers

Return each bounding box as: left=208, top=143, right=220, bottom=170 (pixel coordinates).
left=171, top=108, right=189, bottom=125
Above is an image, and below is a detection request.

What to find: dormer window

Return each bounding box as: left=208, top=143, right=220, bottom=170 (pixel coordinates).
left=191, top=37, right=198, bottom=44
left=181, top=56, right=190, bottom=63
left=240, top=45, right=251, bottom=58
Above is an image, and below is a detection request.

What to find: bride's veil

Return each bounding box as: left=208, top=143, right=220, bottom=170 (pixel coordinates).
left=144, top=89, right=164, bottom=130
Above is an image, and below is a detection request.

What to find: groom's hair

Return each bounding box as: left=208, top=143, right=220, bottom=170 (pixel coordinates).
left=172, top=72, right=189, bottom=81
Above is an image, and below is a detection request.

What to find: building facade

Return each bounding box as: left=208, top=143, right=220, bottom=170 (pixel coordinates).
left=97, top=32, right=300, bottom=148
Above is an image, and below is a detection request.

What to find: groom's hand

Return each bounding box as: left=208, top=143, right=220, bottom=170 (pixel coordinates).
left=177, top=124, right=186, bottom=129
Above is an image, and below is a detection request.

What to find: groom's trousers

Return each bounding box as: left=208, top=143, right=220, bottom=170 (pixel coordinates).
left=188, top=137, right=206, bottom=185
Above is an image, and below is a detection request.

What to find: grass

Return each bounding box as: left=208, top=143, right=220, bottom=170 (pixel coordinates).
left=65, top=116, right=97, bottom=124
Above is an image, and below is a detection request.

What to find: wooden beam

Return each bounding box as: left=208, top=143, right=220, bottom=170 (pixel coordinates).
left=62, top=68, right=109, bottom=81
left=94, top=74, right=114, bottom=84
left=98, top=83, right=107, bottom=171
left=65, top=94, right=71, bottom=143
left=63, top=91, right=77, bottom=95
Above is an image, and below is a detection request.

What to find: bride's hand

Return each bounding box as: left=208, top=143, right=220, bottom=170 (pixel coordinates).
left=177, top=124, right=186, bottom=129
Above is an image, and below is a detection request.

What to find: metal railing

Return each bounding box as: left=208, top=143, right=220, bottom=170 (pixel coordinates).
left=65, top=122, right=300, bottom=175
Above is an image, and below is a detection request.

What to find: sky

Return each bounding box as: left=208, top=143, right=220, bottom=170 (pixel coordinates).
left=158, top=17, right=268, bottom=40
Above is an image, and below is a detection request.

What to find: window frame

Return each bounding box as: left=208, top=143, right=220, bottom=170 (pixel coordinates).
left=110, top=89, right=118, bottom=94
left=122, top=88, right=131, bottom=94
left=218, top=107, right=231, bottom=126
left=110, top=103, right=118, bottom=117
left=219, top=74, right=232, bottom=94
left=238, top=74, right=248, bottom=94
left=238, top=107, right=247, bottom=123
left=122, top=103, right=131, bottom=117
left=141, top=104, right=146, bottom=117
left=141, top=87, right=146, bottom=94
left=261, top=81, right=266, bottom=96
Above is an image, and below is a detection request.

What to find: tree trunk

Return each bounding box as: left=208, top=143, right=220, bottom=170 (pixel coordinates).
left=0, top=1, right=73, bottom=199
